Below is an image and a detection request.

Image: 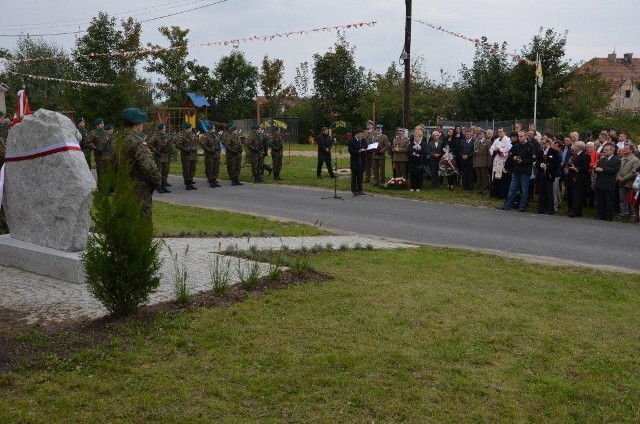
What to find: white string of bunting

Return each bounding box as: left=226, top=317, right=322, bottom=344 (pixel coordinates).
left=412, top=18, right=537, bottom=66
left=1, top=20, right=378, bottom=65
left=5, top=71, right=157, bottom=89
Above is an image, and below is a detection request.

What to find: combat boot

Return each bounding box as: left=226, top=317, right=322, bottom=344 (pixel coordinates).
left=231, top=179, right=237, bottom=186
left=210, top=180, right=216, bottom=188
left=235, top=178, right=243, bottom=186
left=213, top=179, right=221, bottom=187
left=165, top=181, right=172, bottom=187
left=163, top=183, right=171, bottom=193
left=186, top=183, right=193, bottom=190
left=157, top=186, right=166, bottom=193
left=189, top=182, right=198, bottom=190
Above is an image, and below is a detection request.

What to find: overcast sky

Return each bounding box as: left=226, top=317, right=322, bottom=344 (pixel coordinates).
left=1, top=0, right=638, bottom=92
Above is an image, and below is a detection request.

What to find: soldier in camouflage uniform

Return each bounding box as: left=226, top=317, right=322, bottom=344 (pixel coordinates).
left=86, top=118, right=112, bottom=188
left=269, top=128, right=285, bottom=180
left=364, top=120, right=375, bottom=183
left=224, top=125, right=243, bottom=186
left=122, top=108, right=162, bottom=223
left=247, top=125, right=265, bottom=183
left=0, top=131, right=5, bottom=234
left=76, top=117, right=90, bottom=169
left=174, top=122, right=198, bottom=190
left=201, top=123, right=222, bottom=188
left=371, top=124, right=390, bottom=186
left=148, top=123, right=172, bottom=193
left=258, top=126, right=271, bottom=178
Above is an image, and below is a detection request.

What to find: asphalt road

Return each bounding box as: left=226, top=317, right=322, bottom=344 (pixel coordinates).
left=159, top=175, right=640, bottom=273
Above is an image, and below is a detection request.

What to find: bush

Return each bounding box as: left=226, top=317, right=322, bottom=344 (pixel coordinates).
left=209, top=255, right=231, bottom=294
left=82, top=134, right=163, bottom=316
left=237, top=259, right=261, bottom=289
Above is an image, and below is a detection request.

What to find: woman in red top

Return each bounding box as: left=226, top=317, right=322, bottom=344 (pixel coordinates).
left=586, top=141, right=599, bottom=207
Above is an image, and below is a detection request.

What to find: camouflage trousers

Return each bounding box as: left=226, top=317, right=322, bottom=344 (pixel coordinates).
left=82, top=148, right=92, bottom=169
left=272, top=152, right=283, bottom=175
left=95, top=157, right=113, bottom=189
left=364, top=153, right=373, bottom=181
left=134, top=182, right=154, bottom=224
left=372, top=158, right=386, bottom=185
left=204, top=154, right=220, bottom=181
left=154, top=158, right=170, bottom=184
left=226, top=152, right=242, bottom=180
left=251, top=152, right=264, bottom=178
left=181, top=157, right=197, bottom=183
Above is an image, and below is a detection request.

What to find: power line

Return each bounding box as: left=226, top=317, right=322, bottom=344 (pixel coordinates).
left=0, top=0, right=210, bottom=30
left=0, top=0, right=228, bottom=37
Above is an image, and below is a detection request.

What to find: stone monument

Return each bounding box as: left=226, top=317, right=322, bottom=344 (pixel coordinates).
left=0, top=109, right=96, bottom=282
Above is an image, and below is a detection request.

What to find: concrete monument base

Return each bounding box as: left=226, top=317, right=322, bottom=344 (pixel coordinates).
left=0, top=234, right=84, bottom=284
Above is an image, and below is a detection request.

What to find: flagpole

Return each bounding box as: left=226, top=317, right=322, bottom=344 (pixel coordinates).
left=533, top=53, right=538, bottom=129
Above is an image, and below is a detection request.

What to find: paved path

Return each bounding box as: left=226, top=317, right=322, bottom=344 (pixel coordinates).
left=0, top=236, right=413, bottom=324
left=159, top=175, right=640, bottom=274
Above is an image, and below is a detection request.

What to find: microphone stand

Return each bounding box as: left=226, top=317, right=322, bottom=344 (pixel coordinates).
left=321, top=154, right=343, bottom=201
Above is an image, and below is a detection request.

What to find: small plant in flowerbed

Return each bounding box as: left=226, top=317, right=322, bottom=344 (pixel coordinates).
left=385, top=177, right=410, bottom=189
left=209, top=255, right=231, bottom=294
left=237, top=259, right=261, bottom=289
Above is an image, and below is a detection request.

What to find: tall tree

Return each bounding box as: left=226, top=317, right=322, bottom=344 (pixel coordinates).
left=1, top=35, right=78, bottom=112
left=505, top=27, right=572, bottom=119
left=211, top=49, right=258, bottom=122
left=294, top=61, right=310, bottom=98
left=259, top=55, right=295, bottom=117
left=75, top=12, right=151, bottom=124
left=312, top=32, right=367, bottom=125
left=145, top=26, right=191, bottom=106
left=456, top=38, right=512, bottom=120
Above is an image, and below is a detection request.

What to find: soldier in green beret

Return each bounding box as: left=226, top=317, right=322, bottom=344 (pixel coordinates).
left=201, top=123, right=222, bottom=188
left=87, top=118, right=112, bottom=188
left=224, top=125, right=243, bottom=186
left=174, top=122, right=198, bottom=190
left=148, top=123, right=172, bottom=193
left=269, top=127, right=285, bottom=180
left=76, top=116, right=91, bottom=169
left=247, top=124, right=264, bottom=183
left=122, top=108, right=162, bottom=222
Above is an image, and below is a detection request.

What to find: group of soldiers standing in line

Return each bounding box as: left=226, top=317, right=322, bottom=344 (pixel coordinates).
left=77, top=118, right=287, bottom=193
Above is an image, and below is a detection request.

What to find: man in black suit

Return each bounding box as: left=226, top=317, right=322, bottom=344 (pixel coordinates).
left=565, top=141, right=591, bottom=217
left=594, top=143, right=622, bottom=221
left=459, top=129, right=475, bottom=190
left=316, top=127, right=336, bottom=178
left=348, top=129, right=367, bottom=195
left=536, top=136, right=560, bottom=214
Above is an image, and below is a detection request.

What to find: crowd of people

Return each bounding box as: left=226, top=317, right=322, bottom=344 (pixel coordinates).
left=323, top=120, right=640, bottom=222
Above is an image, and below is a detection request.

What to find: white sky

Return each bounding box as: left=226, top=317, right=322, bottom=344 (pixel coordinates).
left=1, top=0, right=638, bottom=92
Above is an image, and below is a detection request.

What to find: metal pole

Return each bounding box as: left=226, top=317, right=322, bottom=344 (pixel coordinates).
left=533, top=53, right=538, bottom=129
left=403, top=0, right=412, bottom=130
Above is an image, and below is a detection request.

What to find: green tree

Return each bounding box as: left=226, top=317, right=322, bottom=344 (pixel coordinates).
left=75, top=13, right=152, bottom=124
left=456, top=38, right=512, bottom=120
left=557, top=68, right=610, bottom=130
left=211, top=49, right=258, bottom=122
left=259, top=55, right=295, bottom=117
left=312, top=32, right=368, bottom=125
left=505, top=27, right=572, bottom=119
left=0, top=36, right=78, bottom=112
left=145, top=26, right=191, bottom=106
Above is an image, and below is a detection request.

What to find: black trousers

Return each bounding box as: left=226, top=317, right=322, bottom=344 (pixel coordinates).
left=461, top=162, right=474, bottom=189
left=537, top=178, right=554, bottom=213
left=409, top=172, right=424, bottom=190
left=596, top=189, right=615, bottom=220
left=571, top=182, right=587, bottom=216
left=351, top=167, right=363, bottom=193
left=317, top=155, right=334, bottom=177
left=429, top=159, right=442, bottom=188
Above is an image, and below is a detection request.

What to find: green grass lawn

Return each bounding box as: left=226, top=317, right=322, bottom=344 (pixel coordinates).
left=2, top=248, right=639, bottom=422
left=153, top=201, right=328, bottom=237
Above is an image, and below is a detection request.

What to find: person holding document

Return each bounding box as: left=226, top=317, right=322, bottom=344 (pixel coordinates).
left=348, top=129, right=368, bottom=195
left=371, top=124, right=390, bottom=186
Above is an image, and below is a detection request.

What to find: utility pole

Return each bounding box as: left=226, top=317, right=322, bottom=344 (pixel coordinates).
left=402, top=0, right=412, bottom=130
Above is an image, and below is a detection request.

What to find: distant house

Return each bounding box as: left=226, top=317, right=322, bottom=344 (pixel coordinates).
left=0, top=82, right=9, bottom=116
left=578, top=52, right=640, bottom=113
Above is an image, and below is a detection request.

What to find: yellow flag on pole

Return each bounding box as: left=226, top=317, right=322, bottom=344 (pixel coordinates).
left=536, top=57, right=543, bottom=88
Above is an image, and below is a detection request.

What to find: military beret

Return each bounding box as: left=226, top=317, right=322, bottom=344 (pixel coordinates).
left=94, top=117, right=104, bottom=125
left=75, top=116, right=84, bottom=124
left=122, top=108, right=148, bottom=125
left=251, top=124, right=259, bottom=130
left=0, top=111, right=4, bottom=117
left=157, top=123, right=166, bottom=130
left=610, top=127, right=618, bottom=132
left=105, top=124, right=113, bottom=131
left=396, top=127, right=404, bottom=132
left=182, top=122, right=191, bottom=129
left=367, top=120, right=374, bottom=125
left=376, top=124, right=383, bottom=129
left=476, top=128, right=485, bottom=133
left=228, top=124, right=236, bottom=130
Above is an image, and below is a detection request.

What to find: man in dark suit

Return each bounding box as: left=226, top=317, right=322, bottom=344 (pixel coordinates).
left=536, top=136, right=560, bottom=214
left=459, top=129, right=475, bottom=190
left=594, top=143, right=622, bottom=221
left=316, top=127, right=336, bottom=178
left=348, top=129, right=367, bottom=195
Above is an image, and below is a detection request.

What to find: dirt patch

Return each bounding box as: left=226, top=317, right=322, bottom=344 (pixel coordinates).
left=0, top=271, right=332, bottom=374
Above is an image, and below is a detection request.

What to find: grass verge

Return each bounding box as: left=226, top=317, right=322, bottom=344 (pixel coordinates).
left=1, top=247, right=639, bottom=422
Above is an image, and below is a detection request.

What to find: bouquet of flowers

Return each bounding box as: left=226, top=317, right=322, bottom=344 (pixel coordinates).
left=439, top=145, right=458, bottom=177
left=385, top=177, right=410, bottom=189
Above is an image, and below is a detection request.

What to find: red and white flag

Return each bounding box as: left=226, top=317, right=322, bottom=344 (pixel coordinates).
left=12, top=89, right=32, bottom=125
